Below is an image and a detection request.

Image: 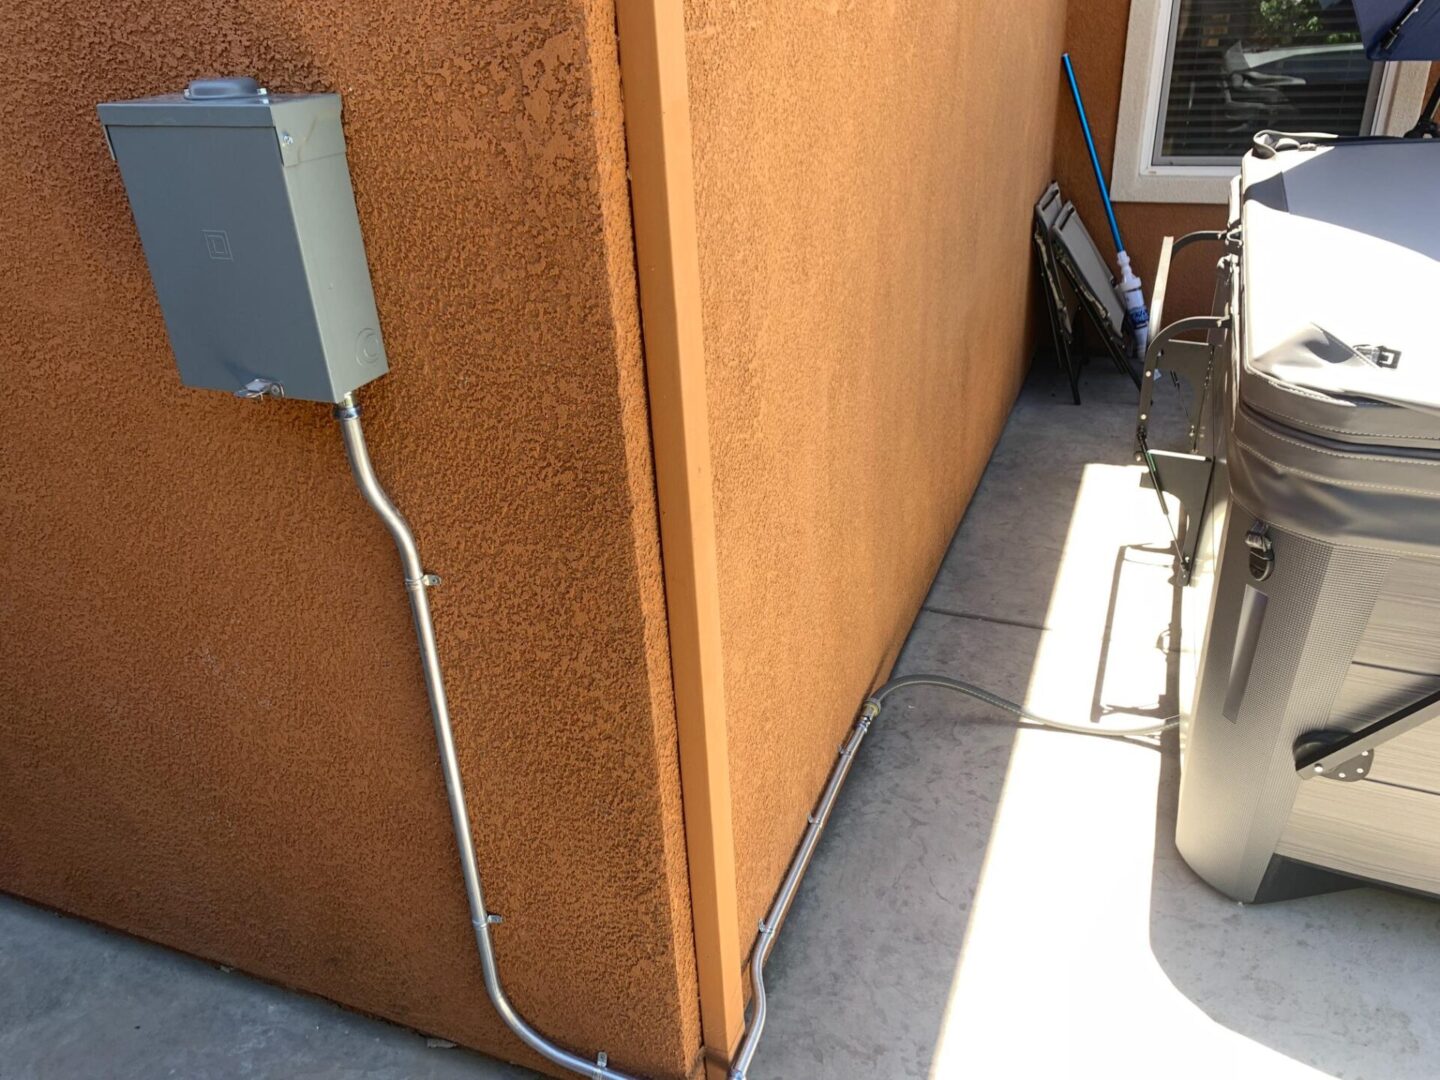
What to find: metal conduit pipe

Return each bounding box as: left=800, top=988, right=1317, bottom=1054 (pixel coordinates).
left=727, top=675, right=1176, bottom=1079
left=726, top=705, right=876, bottom=1080
left=336, top=389, right=1179, bottom=1080
left=334, top=393, right=640, bottom=1080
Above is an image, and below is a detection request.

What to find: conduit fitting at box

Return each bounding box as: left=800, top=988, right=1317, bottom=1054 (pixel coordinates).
left=334, top=393, right=642, bottom=1080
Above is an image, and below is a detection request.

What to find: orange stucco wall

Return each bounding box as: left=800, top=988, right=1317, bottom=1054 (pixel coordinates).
left=0, top=3, right=701, bottom=1077
left=681, top=1, right=1073, bottom=948
left=1057, top=0, right=1240, bottom=321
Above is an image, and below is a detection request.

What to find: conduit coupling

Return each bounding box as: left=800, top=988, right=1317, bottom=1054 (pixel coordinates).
left=334, top=393, right=640, bottom=1080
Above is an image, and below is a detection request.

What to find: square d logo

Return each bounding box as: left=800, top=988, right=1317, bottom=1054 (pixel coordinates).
left=202, top=228, right=233, bottom=261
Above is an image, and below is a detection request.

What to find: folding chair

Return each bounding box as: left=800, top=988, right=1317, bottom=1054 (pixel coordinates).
left=1050, top=201, right=1143, bottom=389
left=1033, top=183, right=1082, bottom=403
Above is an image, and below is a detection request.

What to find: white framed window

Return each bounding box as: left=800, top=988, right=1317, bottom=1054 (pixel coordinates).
left=1113, top=0, right=1432, bottom=203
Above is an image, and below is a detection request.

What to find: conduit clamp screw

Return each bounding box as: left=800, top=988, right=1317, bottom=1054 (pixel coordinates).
left=235, top=377, right=284, bottom=400
left=421, top=573, right=442, bottom=588
left=485, top=913, right=504, bottom=925
left=596, top=1052, right=608, bottom=1068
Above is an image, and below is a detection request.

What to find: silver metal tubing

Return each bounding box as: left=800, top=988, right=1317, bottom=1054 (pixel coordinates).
left=337, top=389, right=1175, bottom=1080
left=728, top=705, right=876, bottom=1080
left=727, top=673, right=1176, bottom=1079
left=866, top=674, right=1177, bottom=736
left=334, top=393, right=639, bottom=1080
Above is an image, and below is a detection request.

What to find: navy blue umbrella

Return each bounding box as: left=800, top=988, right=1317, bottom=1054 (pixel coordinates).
left=1343, top=0, right=1440, bottom=60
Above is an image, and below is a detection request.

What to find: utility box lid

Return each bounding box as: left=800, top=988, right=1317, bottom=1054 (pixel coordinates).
left=98, top=78, right=387, bottom=403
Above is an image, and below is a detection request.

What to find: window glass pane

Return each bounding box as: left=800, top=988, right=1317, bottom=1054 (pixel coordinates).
left=1155, top=0, right=1383, bottom=165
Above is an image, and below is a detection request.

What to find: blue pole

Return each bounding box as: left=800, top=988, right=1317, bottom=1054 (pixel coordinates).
left=1061, top=51, right=1151, bottom=357
left=1061, top=52, right=1125, bottom=255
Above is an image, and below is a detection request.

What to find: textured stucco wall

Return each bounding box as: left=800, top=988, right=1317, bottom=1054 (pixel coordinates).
left=1056, top=0, right=1231, bottom=321
left=0, top=4, right=701, bottom=1077
left=682, top=1, right=1071, bottom=947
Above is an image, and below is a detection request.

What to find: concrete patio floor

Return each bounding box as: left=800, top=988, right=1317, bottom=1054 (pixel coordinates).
left=5, top=361, right=1440, bottom=1079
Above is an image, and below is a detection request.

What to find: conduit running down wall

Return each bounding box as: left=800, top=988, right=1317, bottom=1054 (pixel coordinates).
left=0, top=2, right=701, bottom=1076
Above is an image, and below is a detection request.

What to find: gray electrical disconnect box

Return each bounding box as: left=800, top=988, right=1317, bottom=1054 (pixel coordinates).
left=98, top=77, right=387, bottom=403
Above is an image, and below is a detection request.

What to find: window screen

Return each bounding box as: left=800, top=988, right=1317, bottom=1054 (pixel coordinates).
left=1154, top=0, right=1384, bottom=165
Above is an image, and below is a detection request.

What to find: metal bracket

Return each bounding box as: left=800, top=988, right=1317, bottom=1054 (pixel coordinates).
left=1316, top=749, right=1373, bottom=782
left=1138, top=316, right=1227, bottom=420
left=1136, top=228, right=1232, bottom=458
left=1296, top=685, right=1440, bottom=780
left=1134, top=249, right=1229, bottom=587
left=1141, top=338, right=1216, bottom=452
left=1137, top=438, right=1213, bottom=584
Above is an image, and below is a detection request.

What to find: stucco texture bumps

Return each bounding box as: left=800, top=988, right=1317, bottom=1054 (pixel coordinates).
left=0, top=3, right=700, bottom=1077
left=681, top=1, right=1071, bottom=947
